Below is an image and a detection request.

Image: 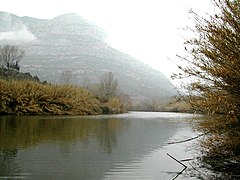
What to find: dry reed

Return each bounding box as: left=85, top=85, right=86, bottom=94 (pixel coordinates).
left=0, top=79, right=102, bottom=115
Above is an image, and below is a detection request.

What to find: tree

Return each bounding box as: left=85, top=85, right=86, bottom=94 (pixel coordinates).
left=173, top=1, right=240, bottom=177
left=97, top=72, right=118, bottom=101
left=174, top=0, right=240, bottom=121
left=0, top=45, right=25, bottom=71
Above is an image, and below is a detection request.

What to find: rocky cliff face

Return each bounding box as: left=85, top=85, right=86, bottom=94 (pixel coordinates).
left=0, top=12, right=177, bottom=105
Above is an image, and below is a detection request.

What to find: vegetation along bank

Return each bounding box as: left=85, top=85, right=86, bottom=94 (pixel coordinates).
left=0, top=78, right=126, bottom=115
left=173, top=0, right=240, bottom=178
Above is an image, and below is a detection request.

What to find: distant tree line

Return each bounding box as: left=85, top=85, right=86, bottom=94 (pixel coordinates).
left=59, top=70, right=132, bottom=111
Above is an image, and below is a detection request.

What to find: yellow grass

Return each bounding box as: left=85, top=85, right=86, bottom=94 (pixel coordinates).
left=0, top=79, right=102, bottom=115
left=105, top=97, right=126, bottom=114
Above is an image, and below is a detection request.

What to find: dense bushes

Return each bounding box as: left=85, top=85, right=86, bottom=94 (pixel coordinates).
left=173, top=0, right=240, bottom=177
left=196, top=115, right=240, bottom=177
left=101, top=97, right=126, bottom=114
left=0, top=79, right=100, bottom=115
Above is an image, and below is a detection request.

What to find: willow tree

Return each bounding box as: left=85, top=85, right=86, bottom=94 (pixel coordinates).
left=174, top=0, right=240, bottom=120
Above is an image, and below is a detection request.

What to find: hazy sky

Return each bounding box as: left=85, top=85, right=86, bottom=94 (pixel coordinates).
left=0, top=0, right=214, bottom=78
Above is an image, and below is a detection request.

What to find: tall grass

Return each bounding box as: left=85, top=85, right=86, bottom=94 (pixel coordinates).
left=0, top=79, right=102, bottom=115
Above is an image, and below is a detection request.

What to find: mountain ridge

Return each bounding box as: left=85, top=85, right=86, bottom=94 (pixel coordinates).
left=0, top=12, right=177, bottom=107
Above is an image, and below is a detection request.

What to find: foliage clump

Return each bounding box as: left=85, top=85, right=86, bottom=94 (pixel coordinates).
left=197, top=115, right=240, bottom=178
left=101, top=97, right=125, bottom=114
left=173, top=0, right=240, bottom=177
left=0, top=79, right=102, bottom=115
left=174, top=0, right=240, bottom=118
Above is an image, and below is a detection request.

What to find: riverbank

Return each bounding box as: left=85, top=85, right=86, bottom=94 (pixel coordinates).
left=195, top=115, right=240, bottom=179
left=0, top=79, right=125, bottom=115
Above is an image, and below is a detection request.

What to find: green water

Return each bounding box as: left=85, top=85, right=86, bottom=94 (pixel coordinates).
left=0, top=112, right=198, bottom=179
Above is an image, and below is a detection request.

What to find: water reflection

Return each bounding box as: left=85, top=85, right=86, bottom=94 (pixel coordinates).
left=0, top=115, right=123, bottom=151
left=0, top=112, right=197, bottom=179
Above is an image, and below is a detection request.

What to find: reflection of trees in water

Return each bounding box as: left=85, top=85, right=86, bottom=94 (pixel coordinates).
left=97, top=120, right=121, bottom=154
left=0, top=114, right=189, bottom=179
left=0, top=148, right=19, bottom=176
left=0, top=116, right=123, bottom=152
left=0, top=116, right=124, bottom=176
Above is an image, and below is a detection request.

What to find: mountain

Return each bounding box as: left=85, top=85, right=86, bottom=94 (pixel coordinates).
left=0, top=12, right=178, bottom=107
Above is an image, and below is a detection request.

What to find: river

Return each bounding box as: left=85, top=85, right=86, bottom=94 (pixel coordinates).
left=0, top=112, right=201, bottom=179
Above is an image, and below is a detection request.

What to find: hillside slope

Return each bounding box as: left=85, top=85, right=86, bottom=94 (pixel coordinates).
left=0, top=12, right=177, bottom=105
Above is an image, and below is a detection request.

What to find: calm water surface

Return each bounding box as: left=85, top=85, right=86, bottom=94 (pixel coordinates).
left=0, top=112, right=200, bottom=179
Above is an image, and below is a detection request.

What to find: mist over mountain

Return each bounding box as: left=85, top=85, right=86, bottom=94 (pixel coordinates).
left=0, top=12, right=178, bottom=107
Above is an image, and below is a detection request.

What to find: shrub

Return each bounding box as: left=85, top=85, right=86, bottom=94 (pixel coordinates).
left=0, top=79, right=102, bottom=115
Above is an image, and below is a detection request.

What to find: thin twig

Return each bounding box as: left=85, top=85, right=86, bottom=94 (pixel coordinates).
left=167, top=153, right=187, bottom=168
left=180, top=158, right=194, bottom=162
left=167, top=153, right=187, bottom=179
left=173, top=166, right=187, bottom=180
left=167, top=132, right=209, bottom=144
left=168, top=123, right=240, bottom=145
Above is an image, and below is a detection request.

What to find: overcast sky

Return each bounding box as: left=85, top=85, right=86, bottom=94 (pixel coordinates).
left=0, top=0, right=214, bottom=79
